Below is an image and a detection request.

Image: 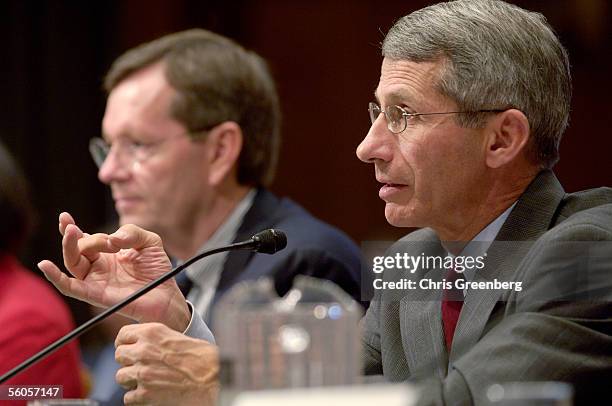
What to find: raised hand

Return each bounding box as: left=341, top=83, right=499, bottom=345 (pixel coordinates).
left=38, top=212, right=190, bottom=332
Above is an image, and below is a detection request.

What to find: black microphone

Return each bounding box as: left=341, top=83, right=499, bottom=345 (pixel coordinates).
left=247, top=229, right=287, bottom=254
left=0, top=229, right=287, bottom=384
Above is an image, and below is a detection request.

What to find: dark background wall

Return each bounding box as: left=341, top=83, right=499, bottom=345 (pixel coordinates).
left=1, top=1, right=610, bottom=322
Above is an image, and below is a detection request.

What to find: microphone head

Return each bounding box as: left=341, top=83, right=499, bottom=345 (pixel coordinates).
left=251, top=229, right=287, bottom=254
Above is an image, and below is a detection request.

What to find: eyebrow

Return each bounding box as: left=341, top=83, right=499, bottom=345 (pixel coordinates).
left=101, top=130, right=155, bottom=144
left=373, top=89, right=418, bottom=108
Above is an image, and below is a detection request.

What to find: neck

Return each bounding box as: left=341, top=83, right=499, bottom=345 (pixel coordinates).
left=436, top=169, right=537, bottom=247
left=164, top=184, right=251, bottom=261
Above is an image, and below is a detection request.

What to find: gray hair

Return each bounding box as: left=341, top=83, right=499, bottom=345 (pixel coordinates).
left=383, top=0, right=571, bottom=168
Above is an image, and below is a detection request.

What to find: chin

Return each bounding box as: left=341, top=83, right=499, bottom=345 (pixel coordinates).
left=118, top=214, right=150, bottom=229
left=385, top=215, right=414, bottom=228
left=384, top=210, right=409, bottom=228
left=384, top=203, right=423, bottom=228
left=118, top=213, right=134, bottom=226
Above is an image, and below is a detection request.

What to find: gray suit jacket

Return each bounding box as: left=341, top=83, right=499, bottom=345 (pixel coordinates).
left=361, top=171, right=612, bottom=405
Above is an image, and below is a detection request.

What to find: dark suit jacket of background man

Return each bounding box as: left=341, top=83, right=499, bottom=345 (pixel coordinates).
left=206, top=188, right=365, bottom=326
left=361, top=170, right=612, bottom=405
left=105, top=189, right=365, bottom=405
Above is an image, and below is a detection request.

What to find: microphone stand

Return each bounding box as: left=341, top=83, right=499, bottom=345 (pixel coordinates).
left=0, top=239, right=259, bottom=384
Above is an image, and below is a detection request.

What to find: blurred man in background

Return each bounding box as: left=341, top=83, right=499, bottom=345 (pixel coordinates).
left=87, top=29, right=362, bottom=320
left=61, top=29, right=363, bottom=404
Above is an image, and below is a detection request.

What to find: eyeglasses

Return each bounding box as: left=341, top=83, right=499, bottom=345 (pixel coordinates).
left=368, top=102, right=506, bottom=134
left=89, top=130, right=208, bottom=169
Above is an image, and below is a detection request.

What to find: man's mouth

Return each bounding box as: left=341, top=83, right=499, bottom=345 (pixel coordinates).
left=114, top=196, right=141, bottom=211
left=378, top=182, right=408, bottom=200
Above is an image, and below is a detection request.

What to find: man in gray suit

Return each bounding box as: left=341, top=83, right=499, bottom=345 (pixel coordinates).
left=39, top=0, right=611, bottom=404
left=357, top=0, right=612, bottom=404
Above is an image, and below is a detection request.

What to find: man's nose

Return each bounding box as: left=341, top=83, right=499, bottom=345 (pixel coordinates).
left=98, top=147, right=131, bottom=184
left=356, top=115, right=392, bottom=164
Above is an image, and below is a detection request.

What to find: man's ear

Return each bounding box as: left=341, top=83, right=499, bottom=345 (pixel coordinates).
left=205, top=121, right=243, bottom=186
left=484, top=109, right=530, bottom=169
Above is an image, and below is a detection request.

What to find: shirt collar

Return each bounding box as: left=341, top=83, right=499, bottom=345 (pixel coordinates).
left=197, top=188, right=257, bottom=253
left=449, top=201, right=517, bottom=259
left=449, top=202, right=517, bottom=288
left=178, top=188, right=256, bottom=269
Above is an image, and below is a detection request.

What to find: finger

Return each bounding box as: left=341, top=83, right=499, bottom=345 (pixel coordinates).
left=58, top=212, right=76, bottom=236
left=115, top=323, right=168, bottom=347
left=59, top=212, right=92, bottom=239
left=62, top=225, right=94, bottom=279
left=37, top=260, right=90, bottom=301
left=78, top=233, right=122, bottom=261
left=115, top=343, right=139, bottom=367
left=116, top=342, right=163, bottom=369
left=115, top=324, right=144, bottom=348
left=122, top=366, right=184, bottom=406
left=109, top=224, right=164, bottom=251
left=124, top=388, right=149, bottom=405
left=116, top=364, right=138, bottom=389
left=115, top=343, right=149, bottom=367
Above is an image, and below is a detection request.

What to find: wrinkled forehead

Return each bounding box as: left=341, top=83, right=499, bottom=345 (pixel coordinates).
left=375, top=57, right=452, bottom=110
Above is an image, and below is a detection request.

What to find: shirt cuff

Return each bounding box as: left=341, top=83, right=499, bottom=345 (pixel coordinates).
left=183, top=300, right=216, bottom=344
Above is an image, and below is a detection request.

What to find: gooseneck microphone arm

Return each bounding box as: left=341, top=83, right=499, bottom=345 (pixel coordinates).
left=0, top=229, right=287, bottom=384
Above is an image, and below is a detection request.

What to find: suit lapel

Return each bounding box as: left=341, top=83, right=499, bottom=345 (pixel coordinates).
left=450, top=171, right=566, bottom=361
left=397, top=235, right=449, bottom=379
left=400, top=289, right=449, bottom=379
left=215, top=189, right=281, bottom=299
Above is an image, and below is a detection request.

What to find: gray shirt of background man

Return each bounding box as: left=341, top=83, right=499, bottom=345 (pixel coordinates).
left=182, top=189, right=256, bottom=322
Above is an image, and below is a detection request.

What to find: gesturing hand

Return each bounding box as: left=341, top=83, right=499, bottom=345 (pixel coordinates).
left=38, top=212, right=190, bottom=331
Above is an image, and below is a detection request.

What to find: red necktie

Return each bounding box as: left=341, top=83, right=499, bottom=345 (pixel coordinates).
left=441, top=269, right=465, bottom=350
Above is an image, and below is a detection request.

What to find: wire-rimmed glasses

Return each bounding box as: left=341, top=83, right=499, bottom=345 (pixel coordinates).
left=89, top=130, right=211, bottom=169
left=368, top=102, right=506, bottom=134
